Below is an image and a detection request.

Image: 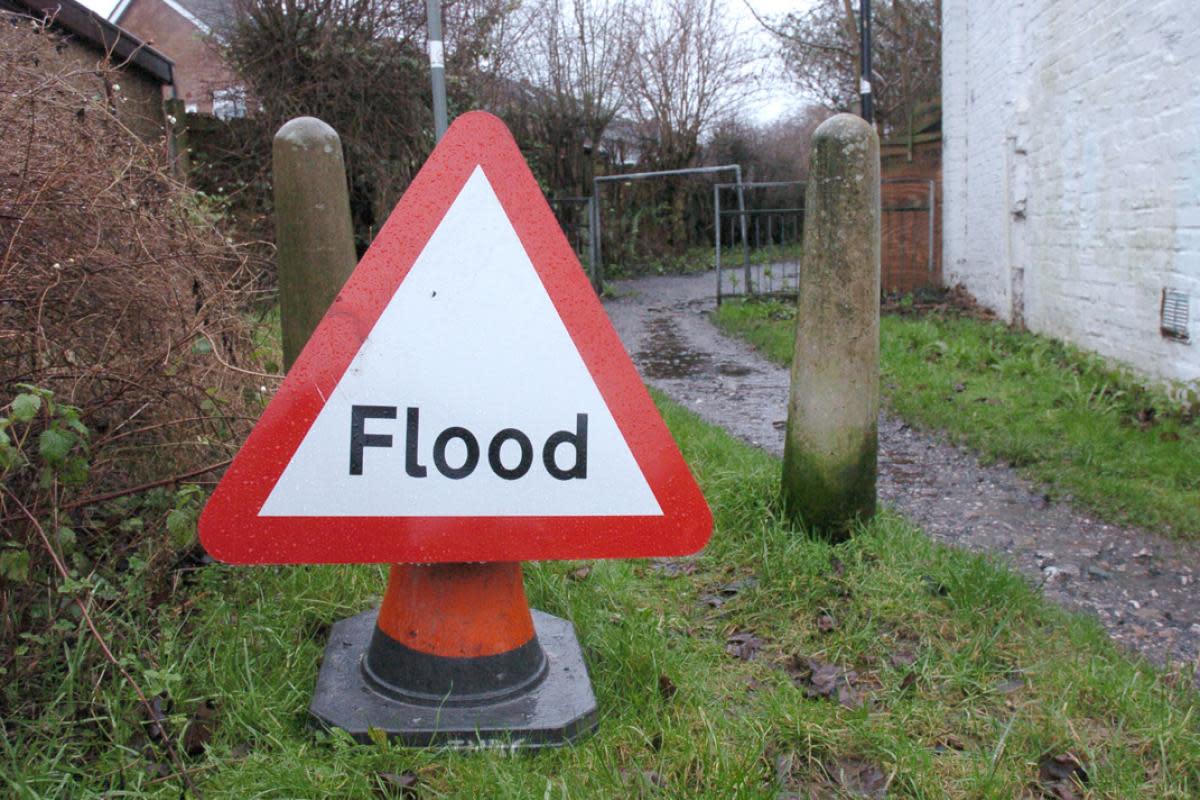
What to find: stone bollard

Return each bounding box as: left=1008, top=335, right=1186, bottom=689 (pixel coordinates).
left=781, top=113, right=881, bottom=539
left=272, top=116, right=359, bottom=370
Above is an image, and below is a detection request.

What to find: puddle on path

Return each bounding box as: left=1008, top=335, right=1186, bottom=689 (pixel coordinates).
left=637, top=316, right=710, bottom=379
left=716, top=362, right=753, bottom=377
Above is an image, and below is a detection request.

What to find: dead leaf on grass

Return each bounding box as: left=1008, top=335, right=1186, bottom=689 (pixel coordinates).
left=995, top=674, right=1025, bottom=694
left=1036, top=753, right=1088, bottom=800
left=569, top=565, right=592, bottom=581
left=825, top=757, right=890, bottom=799
left=725, top=631, right=765, bottom=661
left=375, top=771, right=419, bottom=799
left=700, top=576, right=758, bottom=609
left=142, top=694, right=170, bottom=746
left=650, top=559, right=697, bottom=577
left=790, top=657, right=864, bottom=709
left=816, top=613, right=838, bottom=633
left=182, top=699, right=217, bottom=756
left=657, top=674, right=677, bottom=701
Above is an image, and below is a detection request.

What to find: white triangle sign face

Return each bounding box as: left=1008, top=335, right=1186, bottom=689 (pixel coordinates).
left=199, top=111, right=712, bottom=564
left=259, top=167, right=661, bottom=518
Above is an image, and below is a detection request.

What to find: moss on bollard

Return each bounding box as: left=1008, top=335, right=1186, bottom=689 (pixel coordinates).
left=782, top=113, right=881, bottom=540
left=273, top=117, right=358, bottom=369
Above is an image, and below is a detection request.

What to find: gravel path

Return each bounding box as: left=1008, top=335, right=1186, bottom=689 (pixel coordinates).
left=604, top=271, right=1200, bottom=672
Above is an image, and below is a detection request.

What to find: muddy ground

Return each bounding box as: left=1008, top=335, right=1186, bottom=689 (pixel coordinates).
left=604, top=272, right=1200, bottom=673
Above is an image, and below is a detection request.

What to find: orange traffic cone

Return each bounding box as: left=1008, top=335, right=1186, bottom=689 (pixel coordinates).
left=309, top=562, right=597, bottom=747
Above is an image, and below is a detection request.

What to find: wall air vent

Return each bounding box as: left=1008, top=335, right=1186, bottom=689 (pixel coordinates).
left=1161, top=288, right=1190, bottom=342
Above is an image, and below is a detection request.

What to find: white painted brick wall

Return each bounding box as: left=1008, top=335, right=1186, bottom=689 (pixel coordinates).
left=942, top=0, right=1200, bottom=386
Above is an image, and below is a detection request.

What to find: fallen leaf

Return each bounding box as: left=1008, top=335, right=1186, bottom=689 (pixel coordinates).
left=642, top=770, right=667, bottom=788
left=888, top=649, right=916, bottom=669
left=1036, top=752, right=1088, bottom=800
left=817, top=613, right=838, bottom=633
left=375, top=771, right=419, bottom=799
left=718, top=577, right=758, bottom=596
left=142, top=694, right=169, bottom=746
left=700, top=576, right=759, bottom=610
left=650, top=559, right=697, bottom=577
left=725, top=631, right=765, bottom=661
left=995, top=675, right=1025, bottom=695
left=182, top=699, right=217, bottom=756
left=792, top=657, right=863, bottom=708
left=657, top=674, right=677, bottom=701
left=826, top=757, right=889, bottom=799
left=569, top=565, right=591, bottom=581
left=938, top=734, right=966, bottom=751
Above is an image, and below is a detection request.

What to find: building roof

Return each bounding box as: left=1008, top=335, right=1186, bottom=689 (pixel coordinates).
left=109, top=0, right=234, bottom=35
left=1, top=0, right=174, bottom=84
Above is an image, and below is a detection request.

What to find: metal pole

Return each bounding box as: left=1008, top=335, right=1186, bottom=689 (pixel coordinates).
left=859, top=0, right=874, bottom=124
left=927, top=179, right=935, bottom=276
left=714, top=184, right=723, bottom=305
left=426, top=0, right=448, bottom=141
left=592, top=178, right=603, bottom=291
left=734, top=165, right=750, bottom=295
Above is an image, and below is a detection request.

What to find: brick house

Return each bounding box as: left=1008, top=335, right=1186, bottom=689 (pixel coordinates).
left=1, top=0, right=174, bottom=141
left=109, top=0, right=242, bottom=117
left=942, top=0, right=1198, bottom=385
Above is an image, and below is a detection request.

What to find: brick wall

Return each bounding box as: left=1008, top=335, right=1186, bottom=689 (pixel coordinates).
left=117, top=0, right=237, bottom=114
left=942, top=0, right=1199, bottom=385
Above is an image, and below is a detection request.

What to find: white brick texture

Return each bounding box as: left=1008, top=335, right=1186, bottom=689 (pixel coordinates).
left=942, top=0, right=1199, bottom=385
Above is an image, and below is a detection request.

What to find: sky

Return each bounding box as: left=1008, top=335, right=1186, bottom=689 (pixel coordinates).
left=78, top=0, right=807, bottom=124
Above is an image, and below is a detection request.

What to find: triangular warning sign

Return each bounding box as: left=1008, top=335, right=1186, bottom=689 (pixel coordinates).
left=199, top=111, right=712, bottom=564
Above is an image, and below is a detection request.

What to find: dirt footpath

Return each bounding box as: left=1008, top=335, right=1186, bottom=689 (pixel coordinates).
left=604, top=272, right=1200, bottom=672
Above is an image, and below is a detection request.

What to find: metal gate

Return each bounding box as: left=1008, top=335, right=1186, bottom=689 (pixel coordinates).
left=715, top=180, right=805, bottom=303
left=715, top=178, right=938, bottom=303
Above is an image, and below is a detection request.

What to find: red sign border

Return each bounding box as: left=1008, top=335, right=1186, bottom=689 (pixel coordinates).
left=199, top=111, right=713, bottom=564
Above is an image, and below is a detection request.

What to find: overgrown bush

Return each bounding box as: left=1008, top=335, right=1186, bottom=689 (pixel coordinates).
left=0, top=17, right=267, bottom=721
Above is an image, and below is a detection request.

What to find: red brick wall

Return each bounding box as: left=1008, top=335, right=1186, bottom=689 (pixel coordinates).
left=116, top=0, right=237, bottom=114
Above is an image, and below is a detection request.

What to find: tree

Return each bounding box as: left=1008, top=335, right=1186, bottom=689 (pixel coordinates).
left=221, top=0, right=510, bottom=250
left=762, top=0, right=940, bottom=136
left=489, top=0, right=633, bottom=197
left=624, top=0, right=758, bottom=169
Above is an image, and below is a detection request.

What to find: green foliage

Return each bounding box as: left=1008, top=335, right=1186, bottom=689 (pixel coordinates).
left=712, top=300, right=1200, bottom=537
left=2, top=385, right=90, bottom=491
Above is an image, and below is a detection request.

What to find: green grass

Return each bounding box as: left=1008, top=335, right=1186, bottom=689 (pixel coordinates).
left=712, top=299, right=1200, bottom=538
left=609, top=242, right=803, bottom=279
left=5, top=395, right=1200, bottom=797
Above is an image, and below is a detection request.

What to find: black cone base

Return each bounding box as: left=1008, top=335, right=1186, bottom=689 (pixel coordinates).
left=309, top=608, right=598, bottom=748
